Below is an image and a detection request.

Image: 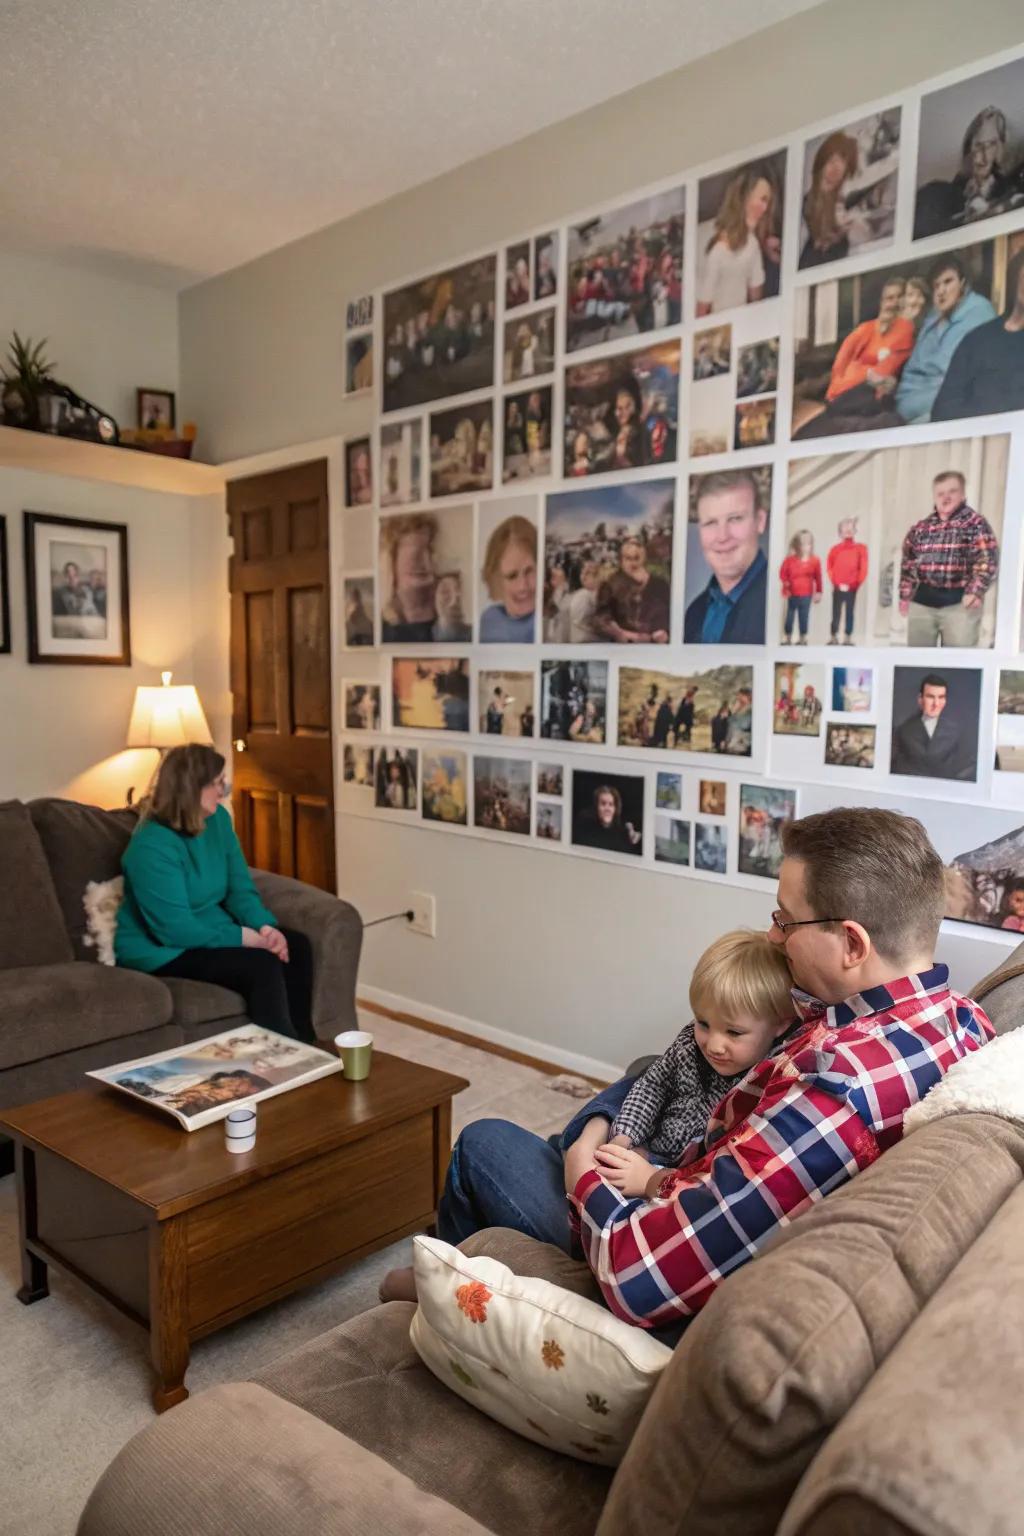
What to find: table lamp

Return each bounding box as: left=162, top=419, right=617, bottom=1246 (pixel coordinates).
left=125, top=671, right=213, bottom=803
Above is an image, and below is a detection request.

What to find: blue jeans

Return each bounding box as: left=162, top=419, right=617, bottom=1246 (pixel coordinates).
left=785, top=594, right=811, bottom=638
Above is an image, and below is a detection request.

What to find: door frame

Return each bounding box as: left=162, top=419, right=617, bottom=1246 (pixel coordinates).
left=221, top=434, right=347, bottom=894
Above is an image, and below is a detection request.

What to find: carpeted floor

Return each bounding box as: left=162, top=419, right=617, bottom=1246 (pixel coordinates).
left=0, top=1012, right=596, bottom=1536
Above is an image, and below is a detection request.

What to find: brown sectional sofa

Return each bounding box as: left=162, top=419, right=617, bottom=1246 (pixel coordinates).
left=77, top=945, right=1024, bottom=1536
left=0, top=797, right=363, bottom=1145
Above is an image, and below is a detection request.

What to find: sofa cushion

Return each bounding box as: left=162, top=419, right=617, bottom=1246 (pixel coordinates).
left=254, top=1298, right=612, bottom=1536
left=28, top=797, right=137, bottom=961
left=78, top=1381, right=494, bottom=1536
left=160, top=976, right=247, bottom=1030
left=779, top=1180, right=1024, bottom=1536
left=0, top=962, right=173, bottom=1069
left=0, top=801, right=73, bottom=969
left=595, top=1111, right=1024, bottom=1536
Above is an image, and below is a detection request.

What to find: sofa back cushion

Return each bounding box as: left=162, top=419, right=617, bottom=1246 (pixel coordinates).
left=778, top=1178, right=1024, bottom=1536
left=28, top=798, right=137, bottom=961
left=0, top=800, right=73, bottom=968
left=597, top=1111, right=1024, bottom=1536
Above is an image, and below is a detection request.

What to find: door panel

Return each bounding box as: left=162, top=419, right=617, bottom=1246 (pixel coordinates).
left=228, top=459, right=335, bottom=892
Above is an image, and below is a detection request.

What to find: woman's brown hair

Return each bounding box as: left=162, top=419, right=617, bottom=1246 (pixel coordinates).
left=141, top=744, right=225, bottom=836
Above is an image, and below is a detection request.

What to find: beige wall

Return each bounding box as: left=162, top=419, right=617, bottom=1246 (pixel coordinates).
left=184, top=0, right=1023, bottom=1066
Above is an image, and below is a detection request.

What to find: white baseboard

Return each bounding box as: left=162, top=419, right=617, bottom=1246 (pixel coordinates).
left=357, top=984, right=624, bottom=1083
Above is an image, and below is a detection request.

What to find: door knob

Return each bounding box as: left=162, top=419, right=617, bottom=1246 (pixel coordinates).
left=234, top=738, right=247, bottom=752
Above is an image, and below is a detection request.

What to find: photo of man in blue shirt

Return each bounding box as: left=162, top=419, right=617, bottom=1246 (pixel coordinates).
left=684, top=469, right=768, bottom=645
left=894, top=254, right=995, bottom=422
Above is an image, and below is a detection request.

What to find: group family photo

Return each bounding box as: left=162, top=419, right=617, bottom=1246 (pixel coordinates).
left=617, top=664, right=754, bottom=756
left=544, top=479, right=674, bottom=645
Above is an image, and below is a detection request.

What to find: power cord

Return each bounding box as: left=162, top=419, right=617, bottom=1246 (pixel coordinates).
left=362, top=909, right=415, bottom=930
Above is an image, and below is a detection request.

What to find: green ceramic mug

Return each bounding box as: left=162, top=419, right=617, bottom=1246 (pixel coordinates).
left=334, top=1029, right=374, bottom=1081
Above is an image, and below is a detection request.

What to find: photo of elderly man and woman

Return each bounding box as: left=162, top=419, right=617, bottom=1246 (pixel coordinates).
left=379, top=419, right=422, bottom=507
left=798, top=107, right=901, bottom=270
left=430, top=401, right=494, bottom=496
left=544, top=479, right=674, bottom=644
left=784, top=436, right=1007, bottom=648
left=683, top=466, right=772, bottom=644
left=391, top=658, right=471, bottom=731
left=792, top=231, right=1024, bottom=437
left=565, top=185, right=684, bottom=353
left=914, top=58, right=1024, bottom=240
left=696, top=151, right=786, bottom=315
left=572, top=769, right=645, bottom=858
left=773, top=661, right=825, bottom=738
left=473, top=756, right=531, bottom=836
left=477, top=502, right=538, bottom=642
left=540, top=660, right=608, bottom=743
left=690, top=317, right=779, bottom=457
left=738, top=783, right=797, bottom=879
left=617, top=664, right=754, bottom=756
left=503, top=308, right=556, bottom=383
left=383, top=255, right=497, bottom=412
left=479, top=670, right=535, bottom=737
left=374, top=747, right=418, bottom=810
left=379, top=506, right=474, bottom=642
left=421, top=751, right=469, bottom=825
left=503, top=386, right=552, bottom=481
left=564, top=339, right=679, bottom=477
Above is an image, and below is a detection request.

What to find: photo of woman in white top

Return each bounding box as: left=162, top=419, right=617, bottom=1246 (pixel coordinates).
left=696, top=160, right=783, bottom=316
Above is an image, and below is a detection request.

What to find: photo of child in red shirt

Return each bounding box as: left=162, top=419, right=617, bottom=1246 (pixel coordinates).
left=779, top=530, right=822, bottom=644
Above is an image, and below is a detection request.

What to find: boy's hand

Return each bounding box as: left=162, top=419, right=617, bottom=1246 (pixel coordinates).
left=594, top=1142, right=653, bottom=1197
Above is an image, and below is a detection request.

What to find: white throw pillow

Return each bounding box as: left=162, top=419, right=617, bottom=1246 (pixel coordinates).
left=82, top=876, right=124, bottom=965
left=409, top=1234, right=672, bottom=1466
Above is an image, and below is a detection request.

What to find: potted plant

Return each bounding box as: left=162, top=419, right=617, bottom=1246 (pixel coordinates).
left=1, top=332, right=56, bottom=429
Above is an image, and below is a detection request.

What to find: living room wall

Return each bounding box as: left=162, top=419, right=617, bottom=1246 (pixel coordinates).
left=184, top=0, right=1023, bottom=1071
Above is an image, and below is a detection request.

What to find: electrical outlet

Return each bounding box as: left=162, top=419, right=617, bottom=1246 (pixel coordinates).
left=409, top=892, right=436, bottom=938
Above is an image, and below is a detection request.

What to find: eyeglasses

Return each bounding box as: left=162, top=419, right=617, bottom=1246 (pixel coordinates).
left=771, top=910, right=844, bottom=935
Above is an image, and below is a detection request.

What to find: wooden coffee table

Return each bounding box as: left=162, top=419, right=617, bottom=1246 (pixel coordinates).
left=1, top=1051, right=467, bottom=1411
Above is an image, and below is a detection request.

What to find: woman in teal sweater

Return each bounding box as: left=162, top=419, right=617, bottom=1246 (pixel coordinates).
left=116, top=744, right=315, bottom=1042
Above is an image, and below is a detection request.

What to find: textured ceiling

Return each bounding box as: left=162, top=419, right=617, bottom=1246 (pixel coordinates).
left=0, top=0, right=824, bottom=290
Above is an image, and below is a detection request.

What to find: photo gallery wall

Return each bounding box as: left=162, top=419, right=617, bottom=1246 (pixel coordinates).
left=339, top=46, right=1024, bottom=940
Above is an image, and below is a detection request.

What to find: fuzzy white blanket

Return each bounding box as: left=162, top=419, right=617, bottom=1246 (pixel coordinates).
left=904, top=1028, right=1024, bottom=1134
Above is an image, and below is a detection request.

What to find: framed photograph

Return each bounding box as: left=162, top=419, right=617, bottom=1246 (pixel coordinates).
left=478, top=497, right=538, bottom=643
left=505, top=240, right=532, bottom=311
left=684, top=466, right=771, bottom=644
left=996, top=670, right=1024, bottom=774
left=136, top=389, right=175, bottom=431
left=374, top=747, right=418, bottom=811
left=914, top=60, right=1024, bottom=240
left=378, top=505, right=473, bottom=642
left=946, top=821, right=1024, bottom=932
left=343, top=682, right=382, bottom=731
left=429, top=400, right=494, bottom=497
left=479, top=669, right=535, bottom=738
left=696, top=150, right=786, bottom=316
left=534, top=232, right=558, bottom=301
left=799, top=108, right=901, bottom=269
left=690, top=322, right=778, bottom=457
left=738, top=784, right=797, bottom=879
left=502, top=385, right=552, bottom=482
left=890, top=666, right=981, bottom=783
left=24, top=511, right=130, bottom=666
left=773, top=661, right=825, bottom=737
left=0, top=515, right=9, bottom=655
left=563, top=339, right=679, bottom=477
left=422, top=750, right=469, bottom=825
left=699, top=780, right=727, bottom=816
left=346, top=294, right=374, bottom=330
left=656, top=772, right=682, bottom=810
left=342, top=575, right=375, bottom=648
left=345, top=334, right=374, bottom=396
left=392, top=657, right=471, bottom=731
left=383, top=254, right=497, bottom=413
left=343, top=743, right=374, bottom=788
left=536, top=802, right=563, bottom=841
left=537, top=763, right=563, bottom=797
left=344, top=436, right=373, bottom=508
left=695, top=822, right=728, bottom=874
left=474, top=755, right=531, bottom=835
left=503, top=307, right=556, bottom=383
left=831, top=666, right=873, bottom=713
left=566, top=186, right=684, bottom=353
left=380, top=419, right=423, bottom=507
left=540, top=660, right=608, bottom=743
left=544, top=480, right=674, bottom=644
left=618, top=663, right=753, bottom=756
left=824, top=722, right=877, bottom=768
left=572, top=768, right=644, bottom=859
left=655, top=816, right=691, bottom=867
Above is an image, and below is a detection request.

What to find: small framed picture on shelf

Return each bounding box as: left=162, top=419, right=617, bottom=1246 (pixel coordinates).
left=23, top=511, right=131, bottom=666
left=0, top=514, right=10, bottom=654
left=136, top=389, right=175, bottom=431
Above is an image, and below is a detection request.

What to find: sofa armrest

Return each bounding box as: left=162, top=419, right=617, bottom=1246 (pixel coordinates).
left=458, top=1226, right=602, bottom=1302
left=77, top=1383, right=492, bottom=1536
left=251, top=871, right=362, bottom=1043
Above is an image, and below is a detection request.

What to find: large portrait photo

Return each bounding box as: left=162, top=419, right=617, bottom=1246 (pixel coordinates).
left=617, top=664, right=754, bottom=756
left=478, top=497, right=538, bottom=643
left=383, top=255, right=497, bottom=413
left=889, top=666, right=982, bottom=783
left=791, top=231, right=1024, bottom=438
left=784, top=435, right=1008, bottom=647
left=683, top=466, right=771, bottom=645
left=544, top=479, right=674, bottom=645
left=563, top=340, right=679, bottom=477
left=571, top=769, right=644, bottom=859
left=378, top=506, right=474, bottom=643
left=798, top=108, right=901, bottom=270
left=696, top=150, right=786, bottom=316
left=24, top=511, right=130, bottom=665
left=914, top=58, right=1024, bottom=240
left=565, top=185, right=684, bottom=354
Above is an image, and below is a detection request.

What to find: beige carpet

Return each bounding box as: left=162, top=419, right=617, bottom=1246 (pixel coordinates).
left=0, top=1013, right=591, bottom=1536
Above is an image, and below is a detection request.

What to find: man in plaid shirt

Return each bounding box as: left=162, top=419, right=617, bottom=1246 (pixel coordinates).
left=897, top=468, right=998, bottom=647
left=566, top=808, right=993, bottom=1331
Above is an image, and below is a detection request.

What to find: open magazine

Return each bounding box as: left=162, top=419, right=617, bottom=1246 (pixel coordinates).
left=87, top=1024, right=344, bottom=1130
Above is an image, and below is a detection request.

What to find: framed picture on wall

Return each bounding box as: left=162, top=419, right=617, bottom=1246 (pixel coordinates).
left=344, top=436, right=373, bottom=507
left=23, top=511, right=131, bottom=666
left=0, top=515, right=10, bottom=654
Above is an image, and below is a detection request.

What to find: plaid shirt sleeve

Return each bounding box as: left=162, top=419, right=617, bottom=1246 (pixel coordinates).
left=611, top=1026, right=692, bottom=1147
left=571, top=1069, right=878, bottom=1329
left=964, top=513, right=998, bottom=599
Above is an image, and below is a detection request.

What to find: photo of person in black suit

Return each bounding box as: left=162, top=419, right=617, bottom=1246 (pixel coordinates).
left=890, top=669, right=981, bottom=783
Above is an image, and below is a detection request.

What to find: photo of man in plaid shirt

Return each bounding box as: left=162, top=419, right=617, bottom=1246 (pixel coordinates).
left=897, top=467, right=998, bottom=647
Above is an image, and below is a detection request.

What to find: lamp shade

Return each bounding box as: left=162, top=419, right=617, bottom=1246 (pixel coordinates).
left=126, top=674, right=212, bottom=749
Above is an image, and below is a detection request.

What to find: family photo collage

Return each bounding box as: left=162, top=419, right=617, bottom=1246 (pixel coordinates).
left=339, top=47, right=1024, bottom=939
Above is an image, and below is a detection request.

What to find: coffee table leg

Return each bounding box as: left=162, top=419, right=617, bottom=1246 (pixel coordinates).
left=149, top=1216, right=190, bottom=1413
left=15, top=1144, right=49, bottom=1305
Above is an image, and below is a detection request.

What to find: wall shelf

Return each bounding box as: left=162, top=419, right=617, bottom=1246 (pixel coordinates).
left=0, top=424, right=225, bottom=497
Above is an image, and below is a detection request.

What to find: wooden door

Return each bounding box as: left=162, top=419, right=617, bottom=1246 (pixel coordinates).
left=227, top=459, right=335, bottom=892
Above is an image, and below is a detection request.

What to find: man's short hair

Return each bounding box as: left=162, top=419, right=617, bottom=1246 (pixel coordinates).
left=928, top=253, right=967, bottom=286
left=920, top=672, right=948, bottom=693
left=694, top=469, right=760, bottom=512
left=781, top=808, right=945, bottom=964
left=933, top=469, right=966, bottom=489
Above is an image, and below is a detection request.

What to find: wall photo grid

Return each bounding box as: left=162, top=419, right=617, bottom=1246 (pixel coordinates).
left=339, top=45, right=1024, bottom=943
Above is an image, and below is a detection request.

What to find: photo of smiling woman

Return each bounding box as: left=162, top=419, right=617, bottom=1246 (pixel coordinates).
left=696, top=151, right=786, bottom=316
left=572, top=770, right=645, bottom=858
left=479, top=507, right=538, bottom=642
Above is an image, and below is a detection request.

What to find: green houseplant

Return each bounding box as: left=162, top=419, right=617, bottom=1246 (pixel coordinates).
left=1, top=332, right=56, bottom=429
